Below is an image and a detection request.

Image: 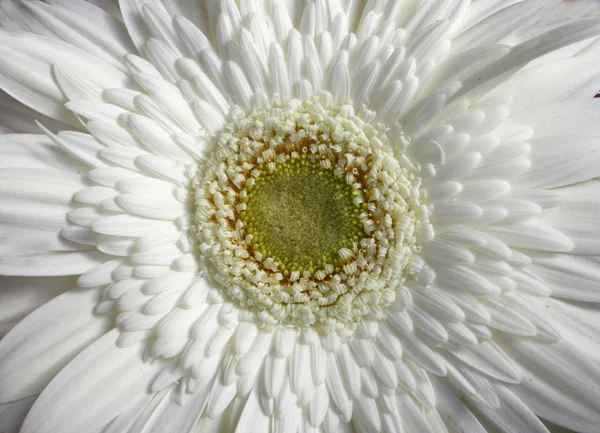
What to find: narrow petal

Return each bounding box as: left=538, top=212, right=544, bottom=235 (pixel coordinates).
left=474, top=386, right=551, bottom=433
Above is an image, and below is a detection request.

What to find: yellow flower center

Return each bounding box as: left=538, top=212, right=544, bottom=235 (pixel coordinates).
left=193, top=100, right=425, bottom=332
left=242, top=156, right=364, bottom=276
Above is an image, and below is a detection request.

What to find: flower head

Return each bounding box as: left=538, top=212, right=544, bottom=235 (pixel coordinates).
left=1, top=1, right=600, bottom=433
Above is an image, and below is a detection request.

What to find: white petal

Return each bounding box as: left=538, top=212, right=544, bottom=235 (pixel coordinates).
left=93, top=214, right=171, bottom=237
left=237, top=28, right=269, bottom=93
left=335, top=344, right=361, bottom=398
left=0, top=91, right=72, bottom=134
left=526, top=133, right=600, bottom=189
left=142, top=3, right=186, bottom=56
left=0, top=395, right=36, bottom=433
left=329, top=55, right=350, bottom=105
left=325, top=352, right=352, bottom=422
left=206, top=363, right=239, bottom=418
left=0, top=275, right=74, bottom=339
left=481, top=298, right=537, bottom=336
left=22, top=1, right=133, bottom=70
left=173, top=15, right=211, bottom=58
left=0, top=32, right=75, bottom=126
left=413, top=287, right=465, bottom=322
left=430, top=152, right=482, bottom=183
left=127, top=113, right=195, bottom=162
left=453, top=1, right=550, bottom=55
left=118, top=0, right=169, bottom=52
left=135, top=153, right=188, bottom=184
left=434, top=265, right=498, bottom=295
left=0, top=31, right=132, bottom=122
left=475, top=386, right=551, bottom=433
left=77, top=259, right=121, bottom=287
left=0, top=287, right=111, bottom=402
left=490, top=57, right=600, bottom=115
left=548, top=299, right=600, bottom=362
left=455, top=19, right=600, bottom=102
left=87, top=119, right=139, bottom=149
left=20, top=329, right=165, bottom=433
left=0, top=246, right=107, bottom=277
left=422, top=237, right=475, bottom=265
left=531, top=253, right=600, bottom=302
left=66, top=99, right=127, bottom=123
left=352, top=395, right=381, bottom=432
left=410, top=305, right=449, bottom=343
left=233, top=386, right=271, bottom=433
left=89, top=166, right=142, bottom=188
left=0, top=166, right=84, bottom=207
left=115, top=192, right=187, bottom=220
left=399, top=393, right=435, bottom=433
left=397, top=333, right=447, bottom=376
left=538, top=180, right=600, bottom=254
left=484, top=222, right=574, bottom=253
left=225, top=60, right=254, bottom=109
left=449, top=341, right=520, bottom=384
left=443, top=357, right=499, bottom=408
left=432, top=376, right=488, bottom=433
left=507, top=339, right=600, bottom=433
left=500, top=294, right=562, bottom=342
left=142, top=270, right=193, bottom=296
left=41, top=127, right=108, bottom=169
left=237, top=333, right=268, bottom=381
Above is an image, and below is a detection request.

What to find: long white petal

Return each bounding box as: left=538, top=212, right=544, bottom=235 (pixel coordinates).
left=0, top=287, right=111, bottom=402
left=20, top=329, right=165, bottom=433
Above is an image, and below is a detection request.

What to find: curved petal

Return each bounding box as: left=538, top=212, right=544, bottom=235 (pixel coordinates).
left=20, top=328, right=165, bottom=433
left=536, top=180, right=600, bottom=254
left=0, top=275, right=75, bottom=338
left=0, top=30, right=134, bottom=125
left=0, top=134, right=87, bottom=173
left=489, top=58, right=600, bottom=115
left=20, top=1, right=135, bottom=71
left=118, top=0, right=183, bottom=54
left=0, top=166, right=110, bottom=276
left=547, top=299, right=600, bottom=363
left=500, top=99, right=600, bottom=139
left=0, top=287, right=111, bottom=402
left=531, top=253, right=600, bottom=302
left=0, top=91, right=74, bottom=134
left=474, top=386, right=551, bottom=433
left=506, top=339, right=600, bottom=433
left=0, top=395, right=37, bottom=433
left=431, top=376, right=488, bottom=433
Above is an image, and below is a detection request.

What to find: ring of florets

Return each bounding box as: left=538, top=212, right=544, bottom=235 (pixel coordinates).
left=193, top=100, right=425, bottom=332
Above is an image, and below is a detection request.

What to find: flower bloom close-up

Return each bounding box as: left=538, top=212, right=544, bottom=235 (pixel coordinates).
left=2, top=0, right=600, bottom=432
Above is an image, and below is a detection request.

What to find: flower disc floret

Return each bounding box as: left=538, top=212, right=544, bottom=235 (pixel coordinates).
left=193, top=100, right=425, bottom=332
left=241, top=156, right=364, bottom=274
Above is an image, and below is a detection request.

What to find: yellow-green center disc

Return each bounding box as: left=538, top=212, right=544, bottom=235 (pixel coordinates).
left=242, top=156, right=364, bottom=276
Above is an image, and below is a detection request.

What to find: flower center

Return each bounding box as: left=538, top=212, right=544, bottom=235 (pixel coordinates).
left=193, top=100, right=425, bottom=332
left=241, top=157, right=363, bottom=276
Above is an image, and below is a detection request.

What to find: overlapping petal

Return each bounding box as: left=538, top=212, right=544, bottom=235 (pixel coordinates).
left=0, top=1, right=600, bottom=433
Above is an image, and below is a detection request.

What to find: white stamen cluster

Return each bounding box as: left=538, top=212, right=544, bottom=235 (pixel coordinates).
left=193, top=100, right=426, bottom=332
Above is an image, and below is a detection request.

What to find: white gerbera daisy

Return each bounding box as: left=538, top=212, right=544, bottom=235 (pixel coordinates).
left=2, top=0, right=600, bottom=432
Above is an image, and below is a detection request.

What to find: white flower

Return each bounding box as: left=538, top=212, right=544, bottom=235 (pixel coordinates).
left=1, top=1, right=600, bottom=432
